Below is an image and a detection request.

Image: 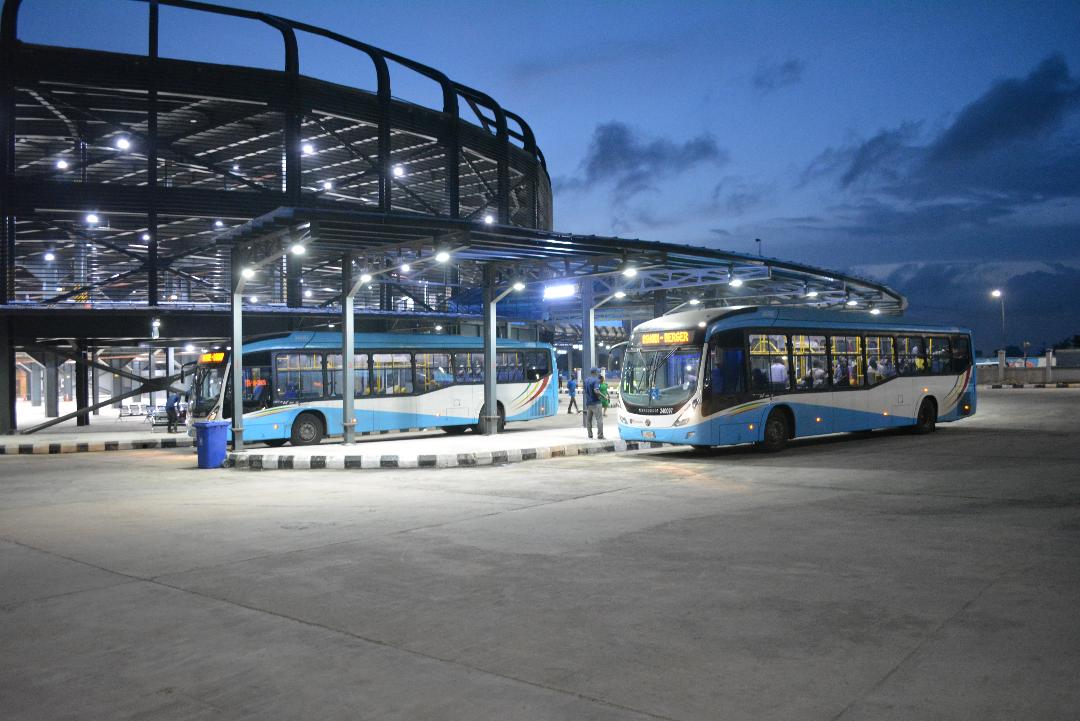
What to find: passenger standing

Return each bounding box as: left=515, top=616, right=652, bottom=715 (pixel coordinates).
left=165, top=391, right=180, bottom=433
left=598, top=373, right=610, bottom=416
left=584, top=367, right=605, bottom=439
left=566, top=375, right=579, bottom=414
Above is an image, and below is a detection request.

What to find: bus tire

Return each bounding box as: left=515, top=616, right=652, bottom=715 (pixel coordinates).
left=690, top=445, right=712, bottom=454
left=442, top=424, right=469, bottom=435
left=264, top=439, right=287, bottom=448
left=473, top=403, right=506, bottom=434
left=758, top=410, right=790, bottom=453
left=290, top=412, right=324, bottom=446
left=912, top=398, right=937, bottom=434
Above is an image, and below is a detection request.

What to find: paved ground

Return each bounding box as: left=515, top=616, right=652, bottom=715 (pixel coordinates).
left=1, top=389, right=1078, bottom=721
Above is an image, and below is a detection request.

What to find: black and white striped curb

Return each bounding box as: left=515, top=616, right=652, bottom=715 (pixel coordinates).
left=989, top=382, right=1080, bottom=388
left=226, top=439, right=666, bottom=471
left=0, top=435, right=194, bottom=455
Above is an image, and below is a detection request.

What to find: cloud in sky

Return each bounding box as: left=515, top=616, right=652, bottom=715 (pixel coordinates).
left=556, top=121, right=728, bottom=197
left=751, top=58, right=806, bottom=94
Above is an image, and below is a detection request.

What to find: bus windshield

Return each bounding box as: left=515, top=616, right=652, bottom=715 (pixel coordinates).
left=621, top=345, right=702, bottom=407
left=192, top=362, right=226, bottom=415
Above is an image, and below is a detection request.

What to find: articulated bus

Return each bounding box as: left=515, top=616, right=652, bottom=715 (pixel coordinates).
left=618, top=306, right=976, bottom=452
left=189, top=332, right=558, bottom=446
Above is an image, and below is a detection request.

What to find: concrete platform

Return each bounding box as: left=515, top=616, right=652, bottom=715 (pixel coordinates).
left=0, top=430, right=192, bottom=455
left=228, top=426, right=664, bottom=470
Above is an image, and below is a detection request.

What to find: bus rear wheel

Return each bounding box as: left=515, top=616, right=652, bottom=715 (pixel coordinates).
left=473, top=404, right=506, bottom=434
left=290, top=412, right=324, bottom=446
left=912, top=398, right=937, bottom=434
left=442, top=425, right=469, bottom=435
left=757, top=410, right=790, bottom=453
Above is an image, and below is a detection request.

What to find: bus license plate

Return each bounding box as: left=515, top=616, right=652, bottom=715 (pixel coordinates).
left=642, top=431, right=655, bottom=439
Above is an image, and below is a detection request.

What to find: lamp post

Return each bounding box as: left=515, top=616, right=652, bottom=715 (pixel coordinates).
left=991, top=289, right=1005, bottom=352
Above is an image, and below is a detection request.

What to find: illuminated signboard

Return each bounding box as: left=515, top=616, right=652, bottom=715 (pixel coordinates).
left=638, top=330, right=691, bottom=346
left=199, top=352, right=226, bottom=364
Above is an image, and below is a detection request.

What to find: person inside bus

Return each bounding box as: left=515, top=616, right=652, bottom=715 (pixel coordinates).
left=867, top=358, right=880, bottom=384
left=833, top=357, right=851, bottom=387
left=769, top=357, right=789, bottom=390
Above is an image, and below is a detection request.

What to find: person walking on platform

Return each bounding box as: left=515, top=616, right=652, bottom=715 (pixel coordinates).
left=584, top=367, right=605, bottom=439
left=566, top=374, right=579, bottom=414
left=165, top=391, right=180, bottom=433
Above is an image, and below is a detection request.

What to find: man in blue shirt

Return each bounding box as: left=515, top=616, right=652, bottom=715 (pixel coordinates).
left=566, top=374, right=579, bottom=414
left=583, top=367, right=604, bottom=439
left=165, top=391, right=180, bottom=433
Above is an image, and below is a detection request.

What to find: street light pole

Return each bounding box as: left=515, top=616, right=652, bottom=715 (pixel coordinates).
left=991, top=289, right=1006, bottom=352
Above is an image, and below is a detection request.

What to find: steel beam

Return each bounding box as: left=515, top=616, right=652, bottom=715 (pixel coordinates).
left=481, top=263, right=498, bottom=434
left=230, top=246, right=246, bottom=451
left=581, top=278, right=595, bottom=380
left=0, top=318, right=13, bottom=433
left=341, top=253, right=356, bottom=444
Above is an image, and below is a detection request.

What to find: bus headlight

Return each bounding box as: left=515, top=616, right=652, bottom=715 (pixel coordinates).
left=673, top=417, right=690, bottom=427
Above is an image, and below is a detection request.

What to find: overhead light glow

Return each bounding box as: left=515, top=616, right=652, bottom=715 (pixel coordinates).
left=85, top=213, right=99, bottom=224
left=302, top=143, right=315, bottom=155
left=622, top=266, right=637, bottom=278
left=435, top=251, right=450, bottom=263
left=806, top=290, right=819, bottom=298
left=304, top=289, right=312, bottom=298
left=698, top=321, right=707, bottom=328
left=688, top=298, right=700, bottom=305
left=512, top=281, right=526, bottom=291
left=322, top=181, right=332, bottom=190
left=214, top=220, right=224, bottom=228
left=232, top=164, right=240, bottom=171
left=44, top=252, right=55, bottom=261
left=290, top=243, right=305, bottom=255
left=543, top=283, right=576, bottom=300
left=241, top=267, right=255, bottom=279
left=141, top=233, right=151, bottom=241
left=846, top=299, right=858, bottom=306
left=360, top=273, right=373, bottom=284
left=151, top=318, right=161, bottom=327
left=184, top=343, right=195, bottom=352
left=322, top=287, right=335, bottom=292
left=55, top=159, right=68, bottom=170
left=729, top=277, right=744, bottom=287
left=991, top=289, right=1003, bottom=298
left=55, top=286, right=63, bottom=292
left=614, top=290, right=627, bottom=299
left=483, top=214, right=494, bottom=224
left=115, top=137, right=130, bottom=150
left=400, top=263, right=410, bottom=273
left=328, top=323, right=335, bottom=329
left=392, top=164, right=405, bottom=177
left=870, top=308, right=882, bottom=315
left=249, top=295, right=258, bottom=303
left=435, top=324, right=443, bottom=331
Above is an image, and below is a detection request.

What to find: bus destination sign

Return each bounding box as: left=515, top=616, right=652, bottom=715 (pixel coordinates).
left=639, top=330, right=691, bottom=346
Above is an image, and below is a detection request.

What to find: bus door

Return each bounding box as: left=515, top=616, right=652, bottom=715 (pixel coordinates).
left=327, top=353, right=372, bottom=434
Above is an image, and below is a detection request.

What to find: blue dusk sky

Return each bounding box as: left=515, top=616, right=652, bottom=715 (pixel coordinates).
left=18, top=0, right=1080, bottom=351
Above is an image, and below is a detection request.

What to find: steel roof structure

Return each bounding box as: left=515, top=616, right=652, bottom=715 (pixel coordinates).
left=0, top=0, right=906, bottom=436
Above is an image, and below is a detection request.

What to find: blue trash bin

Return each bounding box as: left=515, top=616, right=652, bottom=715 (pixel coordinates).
left=194, top=420, right=231, bottom=469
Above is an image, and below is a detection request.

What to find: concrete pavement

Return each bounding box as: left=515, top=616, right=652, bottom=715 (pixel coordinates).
left=1, top=389, right=1078, bottom=720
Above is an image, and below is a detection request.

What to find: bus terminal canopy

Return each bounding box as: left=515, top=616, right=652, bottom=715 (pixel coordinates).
left=219, top=206, right=906, bottom=450
left=225, top=206, right=907, bottom=320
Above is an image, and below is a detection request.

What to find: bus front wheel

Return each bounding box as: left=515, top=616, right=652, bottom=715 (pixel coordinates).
left=757, top=411, right=790, bottom=453
left=912, top=398, right=937, bottom=434
left=442, top=425, right=469, bottom=435
left=290, top=412, right=324, bottom=446
left=473, top=404, right=506, bottom=434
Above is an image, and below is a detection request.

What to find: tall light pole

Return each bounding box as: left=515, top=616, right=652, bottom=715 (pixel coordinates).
left=991, top=289, right=1005, bottom=352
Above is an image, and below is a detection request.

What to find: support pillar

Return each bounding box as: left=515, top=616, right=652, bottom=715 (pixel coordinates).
left=29, top=359, right=41, bottom=406
left=342, top=255, right=357, bottom=444
left=91, top=347, right=100, bottom=414
left=481, top=264, right=498, bottom=435
left=1046, top=350, right=1053, bottom=384
left=286, top=252, right=302, bottom=307
left=997, top=349, right=1006, bottom=383
left=581, top=278, right=596, bottom=377
left=230, top=250, right=246, bottom=451
left=653, top=289, right=667, bottom=318
left=74, top=344, right=90, bottom=426
left=44, top=353, right=59, bottom=418
left=0, top=320, right=14, bottom=434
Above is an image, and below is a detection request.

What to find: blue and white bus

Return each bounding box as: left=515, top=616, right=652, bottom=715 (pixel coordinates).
left=617, top=306, right=976, bottom=452
left=189, top=332, right=558, bottom=446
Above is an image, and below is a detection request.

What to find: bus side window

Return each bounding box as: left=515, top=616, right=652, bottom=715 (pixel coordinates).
left=951, top=335, right=972, bottom=372
left=525, top=351, right=550, bottom=382
left=897, top=336, right=926, bottom=375
left=927, top=337, right=951, bottom=374
left=454, top=353, right=484, bottom=383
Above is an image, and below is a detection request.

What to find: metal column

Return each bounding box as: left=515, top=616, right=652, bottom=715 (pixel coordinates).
left=90, top=347, right=99, bottom=414
left=0, top=319, right=14, bottom=434
left=653, top=289, right=667, bottom=318
left=230, top=250, right=246, bottom=451
left=44, top=352, right=59, bottom=418
left=581, top=278, right=596, bottom=376
left=341, top=255, right=359, bottom=444
left=74, top=344, right=89, bottom=426
left=481, top=264, right=498, bottom=434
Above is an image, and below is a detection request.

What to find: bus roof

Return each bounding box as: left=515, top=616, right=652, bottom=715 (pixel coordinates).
left=241, top=331, right=550, bottom=354
left=634, top=306, right=973, bottom=337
